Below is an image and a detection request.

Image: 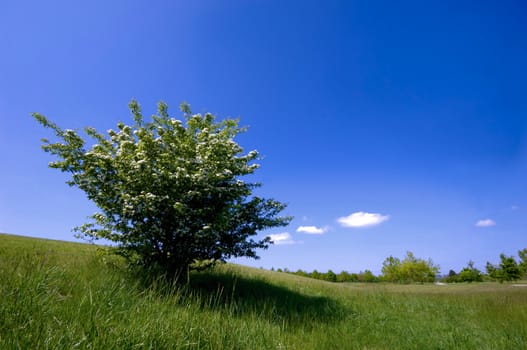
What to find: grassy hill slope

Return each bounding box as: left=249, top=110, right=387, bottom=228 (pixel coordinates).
left=1, top=233, right=526, bottom=349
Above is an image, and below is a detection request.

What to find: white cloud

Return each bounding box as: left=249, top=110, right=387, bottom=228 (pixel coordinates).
left=337, top=211, right=389, bottom=228
left=296, top=225, right=328, bottom=234
left=475, top=219, right=496, bottom=227
left=511, top=205, right=520, bottom=211
left=268, top=232, right=296, bottom=245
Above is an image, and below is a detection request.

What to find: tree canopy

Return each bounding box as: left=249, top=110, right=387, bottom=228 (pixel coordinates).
left=381, top=252, right=439, bottom=283
left=444, top=261, right=483, bottom=283
left=34, top=100, right=291, bottom=277
left=486, top=253, right=523, bottom=283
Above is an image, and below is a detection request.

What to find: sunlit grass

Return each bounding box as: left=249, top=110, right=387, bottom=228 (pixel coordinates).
left=1, top=233, right=526, bottom=349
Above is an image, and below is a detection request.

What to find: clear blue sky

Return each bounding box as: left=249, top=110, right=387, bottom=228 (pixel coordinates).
left=1, top=0, right=526, bottom=274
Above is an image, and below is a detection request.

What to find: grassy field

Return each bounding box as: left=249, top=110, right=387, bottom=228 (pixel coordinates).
left=1, top=233, right=526, bottom=349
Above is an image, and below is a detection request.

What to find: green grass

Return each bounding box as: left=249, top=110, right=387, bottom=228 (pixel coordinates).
left=1, top=233, right=526, bottom=349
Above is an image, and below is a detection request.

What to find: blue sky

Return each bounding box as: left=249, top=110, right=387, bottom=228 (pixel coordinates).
left=1, top=0, right=526, bottom=274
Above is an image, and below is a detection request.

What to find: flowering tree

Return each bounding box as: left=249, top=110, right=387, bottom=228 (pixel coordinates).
left=33, top=100, right=290, bottom=277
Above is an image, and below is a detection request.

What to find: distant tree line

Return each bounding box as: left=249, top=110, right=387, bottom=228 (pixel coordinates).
left=272, top=248, right=527, bottom=284
left=445, top=248, right=527, bottom=283
left=272, top=267, right=379, bottom=283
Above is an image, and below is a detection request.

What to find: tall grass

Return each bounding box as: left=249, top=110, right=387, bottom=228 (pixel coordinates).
left=1, top=233, right=526, bottom=349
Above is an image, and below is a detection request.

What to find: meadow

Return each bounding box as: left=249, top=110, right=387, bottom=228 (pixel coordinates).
left=1, top=233, right=526, bottom=349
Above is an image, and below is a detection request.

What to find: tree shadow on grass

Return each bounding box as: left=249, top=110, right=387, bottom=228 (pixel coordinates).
left=180, top=270, right=351, bottom=329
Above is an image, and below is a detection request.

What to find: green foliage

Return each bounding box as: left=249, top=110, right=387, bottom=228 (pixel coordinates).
left=349, top=273, right=359, bottom=282
left=381, top=255, right=401, bottom=282
left=336, top=270, right=356, bottom=282
left=443, top=262, right=484, bottom=283
left=486, top=253, right=523, bottom=283
left=33, top=100, right=291, bottom=276
left=311, top=269, right=321, bottom=280
left=457, top=261, right=483, bottom=282
left=359, top=269, right=379, bottom=283
left=381, top=252, right=439, bottom=283
left=285, top=268, right=377, bottom=283
left=324, top=269, right=337, bottom=282
left=294, top=269, right=309, bottom=278
left=443, top=269, right=459, bottom=283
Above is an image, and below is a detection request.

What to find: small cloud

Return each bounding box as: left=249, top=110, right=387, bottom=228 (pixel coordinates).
left=475, top=219, right=496, bottom=227
left=296, top=225, right=328, bottom=234
left=337, top=211, right=389, bottom=228
left=511, top=205, right=520, bottom=211
left=268, top=232, right=297, bottom=245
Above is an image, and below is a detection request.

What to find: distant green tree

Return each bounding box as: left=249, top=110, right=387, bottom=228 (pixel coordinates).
left=486, top=262, right=502, bottom=281
left=294, top=269, right=309, bottom=278
left=457, top=261, right=483, bottom=282
left=381, top=252, right=439, bottom=283
left=324, top=270, right=337, bottom=282
left=34, top=100, right=291, bottom=278
left=443, top=269, right=459, bottom=283
left=360, top=270, right=378, bottom=283
left=486, top=254, right=522, bottom=283
left=381, top=256, right=401, bottom=282
left=336, top=271, right=352, bottom=282
left=349, top=273, right=359, bottom=282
